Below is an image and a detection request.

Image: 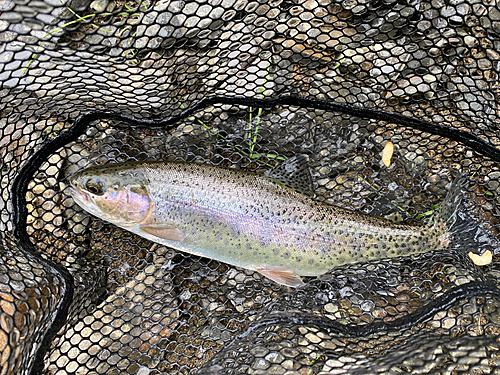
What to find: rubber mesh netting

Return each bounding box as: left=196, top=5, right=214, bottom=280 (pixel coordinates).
left=2, top=0, right=500, bottom=373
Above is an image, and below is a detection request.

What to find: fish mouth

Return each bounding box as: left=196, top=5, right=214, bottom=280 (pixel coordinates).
left=68, top=186, right=91, bottom=203
left=68, top=185, right=97, bottom=215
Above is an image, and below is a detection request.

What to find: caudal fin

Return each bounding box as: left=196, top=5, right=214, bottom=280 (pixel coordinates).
left=430, top=175, right=498, bottom=256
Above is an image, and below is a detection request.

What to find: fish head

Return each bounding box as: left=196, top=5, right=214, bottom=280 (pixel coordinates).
left=68, top=164, right=151, bottom=226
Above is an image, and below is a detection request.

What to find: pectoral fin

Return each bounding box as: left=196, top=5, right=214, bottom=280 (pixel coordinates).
left=256, top=266, right=304, bottom=287
left=140, top=224, right=184, bottom=241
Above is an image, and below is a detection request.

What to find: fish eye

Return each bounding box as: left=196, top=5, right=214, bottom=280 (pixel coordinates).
left=85, top=178, right=106, bottom=195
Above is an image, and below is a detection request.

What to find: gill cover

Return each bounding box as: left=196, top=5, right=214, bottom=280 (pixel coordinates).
left=120, top=184, right=151, bottom=223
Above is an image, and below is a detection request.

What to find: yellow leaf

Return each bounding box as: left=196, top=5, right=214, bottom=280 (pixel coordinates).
left=382, top=141, right=394, bottom=167
left=468, top=250, right=492, bottom=266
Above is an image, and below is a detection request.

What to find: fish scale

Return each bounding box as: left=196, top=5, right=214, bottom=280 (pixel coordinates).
left=69, top=156, right=497, bottom=287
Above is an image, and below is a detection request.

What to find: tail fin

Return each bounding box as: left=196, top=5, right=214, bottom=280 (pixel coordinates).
left=430, top=175, right=498, bottom=256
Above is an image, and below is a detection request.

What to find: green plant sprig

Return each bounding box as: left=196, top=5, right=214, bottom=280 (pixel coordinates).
left=415, top=202, right=442, bottom=220
left=175, top=101, right=284, bottom=167
left=23, top=0, right=149, bottom=74
left=248, top=53, right=273, bottom=160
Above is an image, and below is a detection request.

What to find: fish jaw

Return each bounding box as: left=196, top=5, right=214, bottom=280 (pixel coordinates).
left=68, top=185, right=105, bottom=221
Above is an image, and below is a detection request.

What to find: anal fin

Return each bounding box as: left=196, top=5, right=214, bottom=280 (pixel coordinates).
left=140, top=224, right=185, bottom=241
left=256, top=266, right=304, bottom=287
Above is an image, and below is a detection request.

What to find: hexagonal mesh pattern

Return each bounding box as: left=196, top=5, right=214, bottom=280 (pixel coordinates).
left=1, top=0, right=500, bottom=374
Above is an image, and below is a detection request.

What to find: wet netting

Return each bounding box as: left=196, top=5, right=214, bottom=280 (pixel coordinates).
left=1, top=0, right=500, bottom=374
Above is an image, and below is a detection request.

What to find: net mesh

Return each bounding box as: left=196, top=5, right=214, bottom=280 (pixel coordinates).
left=1, top=0, right=500, bottom=373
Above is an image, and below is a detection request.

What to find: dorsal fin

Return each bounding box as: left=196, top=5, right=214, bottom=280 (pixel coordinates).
left=264, top=155, right=315, bottom=197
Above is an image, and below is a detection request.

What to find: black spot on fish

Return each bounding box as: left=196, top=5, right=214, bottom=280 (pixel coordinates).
left=259, top=237, right=270, bottom=247
left=283, top=251, right=290, bottom=259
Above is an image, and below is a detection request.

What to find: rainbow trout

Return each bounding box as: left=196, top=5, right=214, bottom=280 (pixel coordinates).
left=69, top=156, right=496, bottom=287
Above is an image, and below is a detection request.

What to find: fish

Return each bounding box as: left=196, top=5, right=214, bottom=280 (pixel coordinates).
left=68, top=155, right=497, bottom=287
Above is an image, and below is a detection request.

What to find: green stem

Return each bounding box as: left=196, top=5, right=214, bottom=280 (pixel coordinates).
left=173, top=99, right=284, bottom=167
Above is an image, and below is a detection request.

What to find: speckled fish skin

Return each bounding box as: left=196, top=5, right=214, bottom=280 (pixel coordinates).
left=69, top=158, right=496, bottom=287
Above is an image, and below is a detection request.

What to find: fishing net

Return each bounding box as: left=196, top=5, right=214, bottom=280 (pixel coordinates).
left=1, top=0, right=500, bottom=373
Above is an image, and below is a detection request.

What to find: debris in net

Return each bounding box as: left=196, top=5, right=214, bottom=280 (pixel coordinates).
left=382, top=141, right=394, bottom=167
left=468, top=250, right=492, bottom=266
